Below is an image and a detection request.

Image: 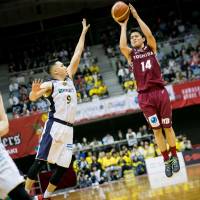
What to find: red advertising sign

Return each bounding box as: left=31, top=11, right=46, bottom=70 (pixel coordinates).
left=183, top=149, right=200, bottom=165
left=171, top=80, right=200, bottom=109
left=0, top=113, right=45, bottom=159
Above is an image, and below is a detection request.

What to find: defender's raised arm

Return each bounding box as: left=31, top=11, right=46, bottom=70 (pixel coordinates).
left=67, top=18, right=90, bottom=78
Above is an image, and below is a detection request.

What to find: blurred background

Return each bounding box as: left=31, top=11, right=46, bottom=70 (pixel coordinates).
left=0, top=0, right=199, bottom=199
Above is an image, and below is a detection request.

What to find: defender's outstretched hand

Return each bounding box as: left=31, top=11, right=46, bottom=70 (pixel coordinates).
left=82, top=18, right=90, bottom=33
left=129, top=3, right=139, bottom=19
left=32, top=79, right=43, bottom=93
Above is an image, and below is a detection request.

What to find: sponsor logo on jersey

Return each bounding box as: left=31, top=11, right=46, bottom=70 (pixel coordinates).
left=58, top=88, right=75, bottom=93
left=162, top=118, right=170, bottom=124
left=148, top=114, right=160, bottom=127
left=133, top=51, right=154, bottom=60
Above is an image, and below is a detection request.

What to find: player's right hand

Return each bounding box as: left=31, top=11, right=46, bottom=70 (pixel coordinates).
left=114, top=16, right=129, bottom=27
left=129, top=3, right=139, bottom=19
left=32, top=79, right=43, bottom=93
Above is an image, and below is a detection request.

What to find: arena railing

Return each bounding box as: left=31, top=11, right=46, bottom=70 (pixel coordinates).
left=73, top=134, right=154, bottom=154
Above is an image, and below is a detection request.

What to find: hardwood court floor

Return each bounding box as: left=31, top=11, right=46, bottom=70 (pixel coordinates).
left=52, top=164, right=200, bottom=200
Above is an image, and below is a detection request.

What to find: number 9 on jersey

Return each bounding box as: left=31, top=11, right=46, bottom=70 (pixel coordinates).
left=67, top=95, right=71, bottom=104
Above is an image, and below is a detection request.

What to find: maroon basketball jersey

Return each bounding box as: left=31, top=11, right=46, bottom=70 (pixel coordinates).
left=129, top=45, right=165, bottom=93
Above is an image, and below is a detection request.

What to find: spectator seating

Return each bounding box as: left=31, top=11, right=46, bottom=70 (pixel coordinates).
left=72, top=127, right=192, bottom=188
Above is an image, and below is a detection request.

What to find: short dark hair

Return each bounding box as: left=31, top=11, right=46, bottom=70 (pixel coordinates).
left=129, top=28, right=145, bottom=39
left=46, top=59, right=58, bottom=74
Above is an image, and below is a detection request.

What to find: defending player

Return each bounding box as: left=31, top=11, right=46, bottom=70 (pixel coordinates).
left=114, top=4, right=180, bottom=177
left=0, top=93, right=31, bottom=200
left=25, top=18, right=90, bottom=198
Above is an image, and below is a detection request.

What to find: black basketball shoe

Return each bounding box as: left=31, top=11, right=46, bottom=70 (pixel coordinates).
left=171, top=156, right=180, bottom=173
left=164, top=159, right=173, bottom=177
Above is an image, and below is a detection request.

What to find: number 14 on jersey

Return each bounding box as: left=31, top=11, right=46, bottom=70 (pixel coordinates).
left=141, top=59, right=152, bottom=72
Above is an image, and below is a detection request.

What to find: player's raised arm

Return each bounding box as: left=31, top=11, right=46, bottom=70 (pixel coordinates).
left=0, top=93, right=9, bottom=137
left=116, top=17, right=132, bottom=63
left=67, top=18, right=90, bottom=78
left=129, top=4, right=157, bottom=53
left=29, top=79, right=52, bottom=102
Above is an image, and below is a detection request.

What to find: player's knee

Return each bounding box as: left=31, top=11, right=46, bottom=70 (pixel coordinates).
left=164, top=127, right=171, bottom=131
left=163, top=127, right=173, bottom=135
left=27, top=159, right=45, bottom=180
left=8, top=183, right=31, bottom=200
left=50, top=166, right=67, bottom=186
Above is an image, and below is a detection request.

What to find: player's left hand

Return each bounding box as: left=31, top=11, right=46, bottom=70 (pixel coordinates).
left=32, top=79, right=43, bottom=93
left=82, top=18, right=90, bottom=33
left=129, top=3, right=139, bottom=19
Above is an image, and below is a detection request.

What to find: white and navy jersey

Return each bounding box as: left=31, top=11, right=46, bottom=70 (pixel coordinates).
left=47, top=77, right=77, bottom=124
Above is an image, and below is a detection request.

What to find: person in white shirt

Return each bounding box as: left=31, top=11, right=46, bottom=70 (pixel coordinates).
left=9, top=94, right=19, bottom=106
left=126, top=128, right=137, bottom=146
left=117, top=66, right=129, bottom=83
left=102, top=133, right=114, bottom=145
left=9, top=80, right=19, bottom=93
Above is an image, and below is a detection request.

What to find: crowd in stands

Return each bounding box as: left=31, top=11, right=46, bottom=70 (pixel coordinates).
left=72, top=126, right=192, bottom=188
left=8, top=76, right=48, bottom=118
left=8, top=46, right=109, bottom=117
left=160, top=43, right=200, bottom=84
left=8, top=37, right=74, bottom=73
left=75, top=60, right=109, bottom=103
left=116, top=59, right=136, bottom=93
left=8, top=74, right=49, bottom=118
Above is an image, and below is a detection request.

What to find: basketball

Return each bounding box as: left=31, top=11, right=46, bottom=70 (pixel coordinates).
left=111, top=1, right=130, bottom=22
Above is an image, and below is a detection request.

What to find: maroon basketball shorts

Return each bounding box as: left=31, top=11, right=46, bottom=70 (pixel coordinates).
left=138, top=87, right=172, bottom=129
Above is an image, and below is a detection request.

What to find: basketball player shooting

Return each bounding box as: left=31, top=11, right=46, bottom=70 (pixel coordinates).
left=25, top=18, right=90, bottom=199
left=0, top=94, right=32, bottom=200
left=114, top=4, right=180, bottom=177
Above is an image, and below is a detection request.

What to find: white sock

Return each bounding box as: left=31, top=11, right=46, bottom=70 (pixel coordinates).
left=44, top=190, right=52, bottom=198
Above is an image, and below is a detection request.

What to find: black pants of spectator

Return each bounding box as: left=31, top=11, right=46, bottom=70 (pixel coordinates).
left=122, top=165, right=132, bottom=176
left=118, top=76, right=123, bottom=84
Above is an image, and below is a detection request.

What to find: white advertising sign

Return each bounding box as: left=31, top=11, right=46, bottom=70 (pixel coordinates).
left=145, top=152, right=188, bottom=189
left=75, top=85, right=175, bottom=122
